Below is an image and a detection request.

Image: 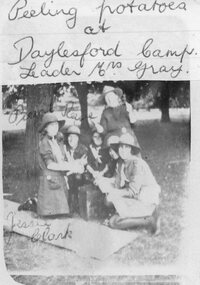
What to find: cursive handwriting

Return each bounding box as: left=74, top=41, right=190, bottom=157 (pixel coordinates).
left=128, top=60, right=183, bottom=79
left=97, top=0, right=186, bottom=24
left=8, top=104, right=45, bottom=125
left=31, top=223, right=72, bottom=243
left=19, top=61, right=81, bottom=79
left=138, top=38, right=195, bottom=64
left=8, top=0, right=77, bottom=29
left=62, top=101, right=97, bottom=121
left=88, top=60, right=122, bottom=77
left=127, top=37, right=196, bottom=79
left=9, top=36, right=121, bottom=69
left=84, top=19, right=111, bottom=35
left=5, top=211, right=51, bottom=245
left=8, top=102, right=97, bottom=125
left=6, top=0, right=193, bottom=82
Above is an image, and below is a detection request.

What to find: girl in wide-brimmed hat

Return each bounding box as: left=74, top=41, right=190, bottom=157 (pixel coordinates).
left=60, top=125, right=88, bottom=165
left=37, top=113, right=84, bottom=217
left=96, top=86, right=139, bottom=149
left=85, top=124, right=110, bottom=182
left=60, top=125, right=88, bottom=214
left=95, top=129, right=161, bottom=234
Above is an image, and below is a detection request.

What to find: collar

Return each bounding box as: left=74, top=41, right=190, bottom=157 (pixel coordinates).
left=47, top=135, right=57, bottom=141
left=90, top=144, right=101, bottom=151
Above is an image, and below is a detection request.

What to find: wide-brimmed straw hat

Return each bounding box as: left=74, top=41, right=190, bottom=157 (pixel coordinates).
left=39, top=112, right=65, bottom=133
left=102, top=86, right=123, bottom=98
left=107, top=135, right=120, bottom=147
left=102, top=86, right=115, bottom=95
left=118, top=129, right=140, bottom=153
left=61, top=125, right=81, bottom=136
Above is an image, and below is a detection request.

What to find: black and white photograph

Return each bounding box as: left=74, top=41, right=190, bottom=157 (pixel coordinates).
left=1, top=0, right=200, bottom=284
left=2, top=81, right=190, bottom=283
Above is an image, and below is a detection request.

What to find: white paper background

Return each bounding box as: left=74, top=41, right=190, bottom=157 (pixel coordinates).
left=1, top=0, right=200, bottom=83
left=0, top=0, right=200, bottom=284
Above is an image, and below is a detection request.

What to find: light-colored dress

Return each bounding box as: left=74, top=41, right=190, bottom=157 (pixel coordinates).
left=98, top=156, right=160, bottom=218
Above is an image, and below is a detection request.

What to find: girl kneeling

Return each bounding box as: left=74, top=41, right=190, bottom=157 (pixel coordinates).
left=96, top=131, right=160, bottom=234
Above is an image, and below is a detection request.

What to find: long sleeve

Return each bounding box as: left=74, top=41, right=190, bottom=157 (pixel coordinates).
left=114, top=162, right=121, bottom=188
left=125, top=160, right=144, bottom=198
left=126, top=102, right=137, bottom=124
left=39, top=138, right=55, bottom=167
left=100, top=109, right=108, bottom=134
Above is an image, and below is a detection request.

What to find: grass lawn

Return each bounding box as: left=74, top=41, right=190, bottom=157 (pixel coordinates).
left=3, top=115, right=190, bottom=275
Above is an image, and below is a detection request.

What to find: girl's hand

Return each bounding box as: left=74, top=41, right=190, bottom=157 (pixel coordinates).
left=93, top=171, right=102, bottom=179
left=94, top=123, right=104, bottom=134
left=75, top=162, right=84, bottom=174
left=66, top=161, right=84, bottom=174
left=109, top=148, right=119, bottom=160
left=94, top=176, right=102, bottom=188
left=80, top=154, right=88, bottom=166
left=126, top=102, right=137, bottom=124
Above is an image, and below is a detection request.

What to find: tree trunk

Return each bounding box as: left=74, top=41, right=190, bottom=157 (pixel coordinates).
left=73, top=82, right=89, bottom=130
left=160, top=82, right=170, bottom=122
left=73, top=82, right=91, bottom=145
left=25, top=84, right=54, bottom=177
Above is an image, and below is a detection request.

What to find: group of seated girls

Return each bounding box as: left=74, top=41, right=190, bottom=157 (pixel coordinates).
left=37, top=113, right=117, bottom=218
left=20, top=86, right=160, bottom=234
left=35, top=110, right=160, bottom=234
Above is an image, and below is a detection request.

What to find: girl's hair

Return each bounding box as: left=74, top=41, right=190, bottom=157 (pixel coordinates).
left=110, top=144, right=119, bottom=153
left=121, top=93, right=127, bottom=104
left=57, top=131, right=64, bottom=143
left=126, top=145, right=141, bottom=156
left=92, top=131, right=103, bottom=138
left=39, top=122, right=58, bottom=139
left=42, top=129, right=47, bottom=135
left=39, top=121, right=50, bottom=136
left=39, top=129, right=47, bottom=140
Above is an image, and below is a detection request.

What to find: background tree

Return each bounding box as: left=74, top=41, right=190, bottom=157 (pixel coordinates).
left=72, top=82, right=90, bottom=130
left=71, top=80, right=189, bottom=127
left=25, top=84, right=54, bottom=177
left=152, top=81, right=189, bottom=122
left=3, top=85, right=26, bottom=109
left=71, top=82, right=92, bottom=145
left=2, top=80, right=190, bottom=180
left=118, top=81, right=189, bottom=122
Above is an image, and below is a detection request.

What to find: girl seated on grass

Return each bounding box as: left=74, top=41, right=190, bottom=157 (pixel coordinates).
left=95, top=129, right=161, bottom=234
left=86, top=125, right=108, bottom=181
left=60, top=125, right=88, bottom=214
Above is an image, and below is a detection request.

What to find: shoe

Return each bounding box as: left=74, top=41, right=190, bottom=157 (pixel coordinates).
left=18, top=197, right=37, bottom=212
left=147, top=209, right=161, bottom=235
left=102, top=218, right=110, bottom=227
left=72, top=212, right=80, bottom=218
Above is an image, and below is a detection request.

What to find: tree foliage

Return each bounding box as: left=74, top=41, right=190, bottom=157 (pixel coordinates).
left=2, top=81, right=190, bottom=177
